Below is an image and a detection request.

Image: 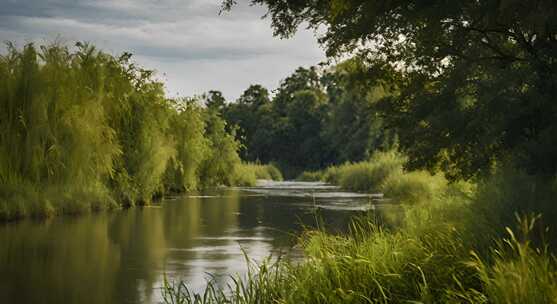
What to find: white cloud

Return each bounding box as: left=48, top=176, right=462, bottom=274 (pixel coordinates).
left=0, top=0, right=326, bottom=100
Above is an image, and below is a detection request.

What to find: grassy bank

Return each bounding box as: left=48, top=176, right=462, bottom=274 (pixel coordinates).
left=297, top=151, right=449, bottom=205
left=0, top=42, right=267, bottom=221
left=165, top=160, right=557, bottom=303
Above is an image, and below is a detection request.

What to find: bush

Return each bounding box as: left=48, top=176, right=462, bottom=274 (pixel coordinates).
left=337, top=151, right=405, bottom=192
left=296, top=170, right=324, bottom=181
left=231, top=164, right=258, bottom=187
left=231, top=163, right=284, bottom=187
left=380, top=171, right=447, bottom=204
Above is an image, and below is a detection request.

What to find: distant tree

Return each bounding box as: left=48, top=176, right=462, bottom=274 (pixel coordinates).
left=237, top=84, right=270, bottom=106
left=224, top=84, right=272, bottom=161
left=204, top=90, right=226, bottom=113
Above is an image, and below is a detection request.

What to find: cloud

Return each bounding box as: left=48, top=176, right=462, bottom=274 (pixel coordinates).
left=0, top=0, right=326, bottom=100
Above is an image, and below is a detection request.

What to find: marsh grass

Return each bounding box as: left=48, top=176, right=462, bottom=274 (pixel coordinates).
left=232, top=163, right=283, bottom=186
left=164, top=168, right=557, bottom=304
left=296, top=170, right=324, bottom=181
left=381, top=171, right=447, bottom=205
left=161, top=253, right=286, bottom=304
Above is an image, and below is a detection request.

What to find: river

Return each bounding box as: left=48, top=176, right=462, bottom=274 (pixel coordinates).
left=0, top=181, right=381, bottom=303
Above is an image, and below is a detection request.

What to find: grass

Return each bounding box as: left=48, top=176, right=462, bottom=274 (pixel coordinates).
left=165, top=165, right=557, bottom=303
left=232, top=163, right=283, bottom=187
left=296, top=150, right=406, bottom=192
left=0, top=181, right=118, bottom=221
left=296, top=170, right=324, bottom=182
left=381, top=171, right=448, bottom=205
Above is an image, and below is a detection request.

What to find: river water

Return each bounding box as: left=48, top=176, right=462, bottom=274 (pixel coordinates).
left=0, top=181, right=381, bottom=304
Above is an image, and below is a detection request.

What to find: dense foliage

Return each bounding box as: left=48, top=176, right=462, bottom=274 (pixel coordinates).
left=224, top=0, right=557, bottom=180
left=221, top=59, right=396, bottom=175
left=157, top=1, right=557, bottom=303
left=0, top=42, right=255, bottom=220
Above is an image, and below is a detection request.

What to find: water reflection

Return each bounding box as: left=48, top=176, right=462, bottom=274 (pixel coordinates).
left=0, top=181, right=386, bottom=304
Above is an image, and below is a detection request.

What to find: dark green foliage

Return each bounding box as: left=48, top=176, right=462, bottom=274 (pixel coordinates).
left=223, top=62, right=395, bottom=173
left=236, top=0, right=557, bottom=180
left=223, top=84, right=273, bottom=161
left=0, top=42, right=247, bottom=220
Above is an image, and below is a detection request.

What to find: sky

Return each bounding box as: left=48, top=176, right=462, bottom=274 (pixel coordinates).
left=0, top=0, right=326, bottom=100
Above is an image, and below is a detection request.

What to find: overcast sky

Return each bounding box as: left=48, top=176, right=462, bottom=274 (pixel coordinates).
left=0, top=0, right=326, bottom=100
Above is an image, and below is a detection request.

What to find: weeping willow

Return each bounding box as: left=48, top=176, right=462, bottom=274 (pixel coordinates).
left=164, top=98, right=209, bottom=192
left=0, top=42, right=243, bottom=220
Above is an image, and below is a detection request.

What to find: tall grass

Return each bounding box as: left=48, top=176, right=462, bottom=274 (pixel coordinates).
left=165, top=167, right=557, bottom=303
left=0, top=42, right=245, bottom=220
left=232, top=163, right=283, bottom=186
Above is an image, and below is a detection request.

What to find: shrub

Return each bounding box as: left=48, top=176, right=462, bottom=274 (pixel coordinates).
left=231, top=163, right=284, bottom=186
left=337, top=151, right=405, bottom=192
left=380, top=171, right=447, bottom=204
left=296, top=170, right=324, bottom=181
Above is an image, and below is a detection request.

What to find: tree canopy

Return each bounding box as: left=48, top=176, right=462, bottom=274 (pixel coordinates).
left=221, top=60, right=395, bottom=176
left=225, top=0, right=557, bottom=179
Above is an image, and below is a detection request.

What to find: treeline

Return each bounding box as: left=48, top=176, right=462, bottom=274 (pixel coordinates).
left=0, top=42, right=279, bottom=221
left=209, top=59, right=396, bottom=176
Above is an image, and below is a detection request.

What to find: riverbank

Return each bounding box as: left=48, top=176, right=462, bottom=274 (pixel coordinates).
left=0, top=42, right=284, bottom=222
left=0, top=180, right=369, bottom=304
left=0, top=161, right=281, bottom=222
left=165, top=154, right=557, bottom=303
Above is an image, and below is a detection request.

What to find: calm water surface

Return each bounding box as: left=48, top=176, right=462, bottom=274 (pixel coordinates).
left=0, top=181, right=381, bottom=304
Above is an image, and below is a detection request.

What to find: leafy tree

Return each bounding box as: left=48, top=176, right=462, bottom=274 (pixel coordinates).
left=222, top=63, right=393, bottom=173
left=224, top=85, right=272, bottom=160
left=204, top=90, right=227, bottom=113
left=269, top=67, right=329, bottom=169
left=322, top=58, right=397, bottom=163
left=225, top=0, right=557, bottom=179
left=0, top=42, right=245, bottom=219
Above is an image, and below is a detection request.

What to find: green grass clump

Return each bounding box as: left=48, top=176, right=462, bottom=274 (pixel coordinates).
left=452, top=215, right=557, bottom=304
left=322, top=165, right=343, bottom=184
left=232, top=163, right=283, bottom=186
left=380, top=171, right=447, bottom=204
left=296, top=170, right=324, bottom=181
left=337, top=151, right=405, bottom=192
left=301, top=150, right=407, bottom=192
left=232, top=164, right=258, bottom=187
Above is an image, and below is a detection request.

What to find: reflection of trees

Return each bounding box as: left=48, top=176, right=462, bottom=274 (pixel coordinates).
left=198, top=190, right=239, bottom=236
left=0, top=216, right=120, bottom=304
left=108, top=208, right=167, bottom=303
left=0, top=188, right=365, bottom=304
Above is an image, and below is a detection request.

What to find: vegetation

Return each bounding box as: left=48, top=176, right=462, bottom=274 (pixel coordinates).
left=231, top=163, right=283, bottom=187
left=218, top=59, right=396, bottom=177
left=157, top=1, right=557, bottom=303
left=0, top=42, right=269, bottom=221
left=164, top=166, right=557, bottom=304
left=2, top=0, right=557, bottom=302
left=224, top=0, right=557, bottom=181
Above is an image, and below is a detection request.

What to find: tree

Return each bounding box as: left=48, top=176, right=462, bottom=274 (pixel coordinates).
left=226, top=0, right=557, bottom=179
left=224, top=84, right=272, bottom=161
left=204, top=90, right=227, bottom=113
